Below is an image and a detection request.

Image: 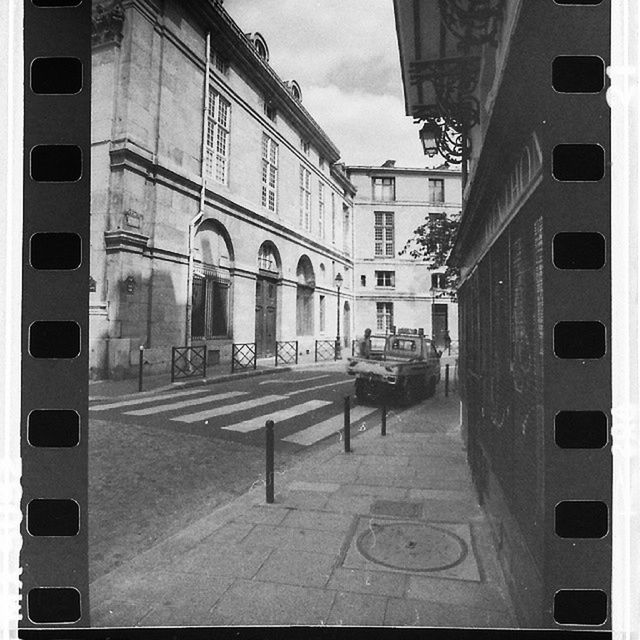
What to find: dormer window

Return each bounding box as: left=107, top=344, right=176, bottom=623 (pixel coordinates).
left=301, top=139, right=310, bottom=155
left=246, top=32, right=269, bottom=62
left=286, top=80, right=302, bottom=102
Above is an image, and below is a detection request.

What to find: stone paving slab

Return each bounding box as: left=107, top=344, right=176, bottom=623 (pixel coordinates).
left=242, top=523, right=346, bottom=554
left=254, top=547, right=337, bottom=588
left=91, top=599, right=153, bottom=628
left=177, top=542, right=274, bottom=579
left=341, top=484, right=409, bottom=500
left=326, top=567, right=408, bottom=598
left=327, top=591, right=388, bottom=626
left=407, top=575, right=511, bottom=611
left=135, top=575, right=236, bottom=626
left=384, top=597, right=516, bottom=628
left=280, top=509, right=355, bottom=532
left=210, top=579, right=336, bottom=626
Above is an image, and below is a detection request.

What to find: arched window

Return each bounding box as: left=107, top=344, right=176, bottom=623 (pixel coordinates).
left=258, top=242, right=280, bottom=275
left=192, top=221, right=234, bottom=340
left=296, top=255, right=315, bottom=336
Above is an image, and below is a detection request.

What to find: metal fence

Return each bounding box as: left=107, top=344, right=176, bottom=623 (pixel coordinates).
left=231, top=343, right=257, bottom=373
left=315, top=339, right=337, bottom=362
left=275, top=341, right=298, bottom=366
left=171, top=345, right=207, bottom=382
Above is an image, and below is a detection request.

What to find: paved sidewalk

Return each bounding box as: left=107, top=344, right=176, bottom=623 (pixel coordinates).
left=90, top=392, right=516, bottom=628
left=89, top=357, right=344, bottom=400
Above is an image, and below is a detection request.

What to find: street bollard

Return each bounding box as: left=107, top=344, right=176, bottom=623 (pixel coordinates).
left=381, top=404, right=387, bottom=436
left=343, top=396, right=351, bottom=453
left=138, top=345, right=144, bottom=392
left=265, top=419, right=274, bottom=503
left=445, top=364, right=450, bottom=397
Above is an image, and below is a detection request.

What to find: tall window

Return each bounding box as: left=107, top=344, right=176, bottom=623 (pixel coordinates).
left=319, top=295, right=326, bottom=332
left=299, top=166, right=311, bottom=230
left=261, top=134, right=278, bottom=212
left=374, top=212, right=395, bottom=257
left=205, top=90, right=230, bottom=184
left=376, top=302, right=394, bottom=333
left=375, top=271, right=395, bottom=287
left=192, top=274, right=229, bottom=339
left=372, top=177, right=395, bottom=202
left=429, top=178, right=445, bottom=203
left=343, top=206, right=350, bottom=254
left=331, top=193, right=336, bottom=244
left=318, top=182, right=325, bottom=239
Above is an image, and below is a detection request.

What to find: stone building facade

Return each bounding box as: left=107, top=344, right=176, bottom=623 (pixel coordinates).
left=346, top=163, right=461, bottom=350
left=90, top=0, right=356, bottom=379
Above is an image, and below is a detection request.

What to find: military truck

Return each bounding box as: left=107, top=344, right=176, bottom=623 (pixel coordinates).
left=347, top=328, right=441, bottom=404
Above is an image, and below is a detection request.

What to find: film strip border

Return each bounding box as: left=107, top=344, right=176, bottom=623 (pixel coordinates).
left=11, top=0, right=631, bottom=634
left=547, top=0, right=611, bottom=629
left=20, top=0, right=90, bottom=628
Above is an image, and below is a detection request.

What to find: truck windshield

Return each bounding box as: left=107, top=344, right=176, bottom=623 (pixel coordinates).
left=388, top=338, right=417, bottom=352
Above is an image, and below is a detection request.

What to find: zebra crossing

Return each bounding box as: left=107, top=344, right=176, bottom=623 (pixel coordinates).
left=89, top=375, right=378, bottom=447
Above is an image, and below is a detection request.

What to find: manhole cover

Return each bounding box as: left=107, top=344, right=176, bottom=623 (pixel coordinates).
left=371, top=500, right=422, bottom=519
left=356, top=521, right=468, bottom=572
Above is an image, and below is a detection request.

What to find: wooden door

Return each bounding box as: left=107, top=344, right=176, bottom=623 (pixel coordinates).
left=255, top=277, right=277, bottom=357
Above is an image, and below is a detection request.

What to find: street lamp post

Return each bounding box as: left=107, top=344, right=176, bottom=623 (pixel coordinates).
left=334, top=272, right=343, bottom=360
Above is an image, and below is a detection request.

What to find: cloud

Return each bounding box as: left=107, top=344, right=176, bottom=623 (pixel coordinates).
left=222, top=0, right=439, bottom=168
left=303, top=85, right=429, bottom=167
left=223, top=0, right=401, bottom=95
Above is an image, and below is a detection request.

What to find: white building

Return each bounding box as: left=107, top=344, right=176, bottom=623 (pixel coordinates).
left=346, top=162, right=461, bottom=350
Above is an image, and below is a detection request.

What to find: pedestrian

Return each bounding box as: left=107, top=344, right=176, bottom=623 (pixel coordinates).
left=359, top=328, right=372, bottom=358
left=443, top=329, right=452, bottom=355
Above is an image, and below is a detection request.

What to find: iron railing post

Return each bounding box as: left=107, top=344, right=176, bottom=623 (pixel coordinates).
left=170, top=347, right=175, bottom=383
left=138, top=346, right=144, bottom=392
left=265, top=419, right=274, bottom=503
left=295, top=341, right=298, bottom=364
left=381, top=404, right=387, bottom=436
left=445, top=364, right=450, bottom=397
left=343, top=395, right=351, bottom=453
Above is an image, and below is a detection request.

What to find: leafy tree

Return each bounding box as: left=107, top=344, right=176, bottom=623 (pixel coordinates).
left=399, top=212, right=461, bottom=290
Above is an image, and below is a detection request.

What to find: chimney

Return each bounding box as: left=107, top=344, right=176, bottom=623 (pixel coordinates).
left=382, top=159, right=396, bottom=168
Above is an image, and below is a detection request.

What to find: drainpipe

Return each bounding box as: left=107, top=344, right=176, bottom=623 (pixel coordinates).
left=185, top=31, right=211, bottom=346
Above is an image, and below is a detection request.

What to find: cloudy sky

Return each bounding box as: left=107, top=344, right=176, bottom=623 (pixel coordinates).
left=224, top=0, right=436, bottom=168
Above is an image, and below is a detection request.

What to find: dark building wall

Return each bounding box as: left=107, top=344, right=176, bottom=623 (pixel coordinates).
left=456, top=0, right=611, bottom=628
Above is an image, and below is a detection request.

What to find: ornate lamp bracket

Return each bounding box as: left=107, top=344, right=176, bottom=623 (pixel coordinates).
left=413, top=105, right=468, bottom=166
left=438, top=0, right=505, bottom=54
left=409, top=56, right=480, bottom=129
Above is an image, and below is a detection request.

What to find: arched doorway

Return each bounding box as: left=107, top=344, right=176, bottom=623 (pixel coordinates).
left=255, top=242, right=281, bottom=357
left=343, top=301, right=351, bottom=348
left=192, top=221, right=234, bottom=340
left=296, top=255, right=315, bottom=337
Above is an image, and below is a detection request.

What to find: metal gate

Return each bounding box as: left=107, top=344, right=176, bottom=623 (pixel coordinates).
left=171, top=346, right=207, bottom=382
left=275, top=341, right=298, bottom=366
left=232, top=343, right=257, bottom=372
